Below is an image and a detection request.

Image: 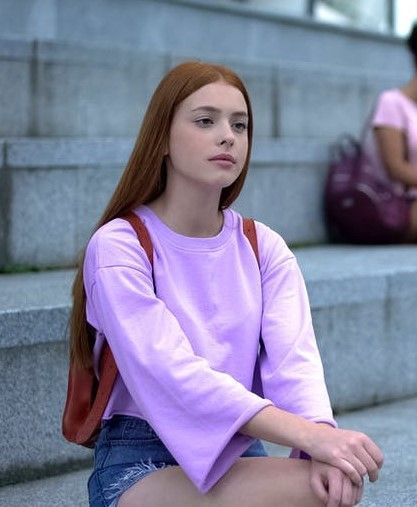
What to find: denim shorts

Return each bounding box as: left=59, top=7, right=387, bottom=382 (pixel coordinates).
left=88, top=415, right=268, bottom=507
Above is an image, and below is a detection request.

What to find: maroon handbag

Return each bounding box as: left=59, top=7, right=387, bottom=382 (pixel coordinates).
left=62, top=213, right=260, bottom=447
left=324, top=135, right=410, bottom=244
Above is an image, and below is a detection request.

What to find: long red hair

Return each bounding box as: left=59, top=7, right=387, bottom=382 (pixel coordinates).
left=70, top=60, right=254, bottom=368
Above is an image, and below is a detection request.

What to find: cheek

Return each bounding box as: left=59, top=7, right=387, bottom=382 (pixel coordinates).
left=169, top=125, right=203, bottom=160
left=239, top=138, right=249, bottom=161
left=167, top=135, right=186, bottom=165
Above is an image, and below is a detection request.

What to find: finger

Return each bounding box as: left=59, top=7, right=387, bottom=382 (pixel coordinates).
left=333, top=458, right=363, bottom=487
left=354, top=446, right=380, bottom=482
left=327, top=471, right=343, bottom=507
left=350, top=478, right=364, bottom=506
left=351, top=486, right=360, bottom=506
left=310, top=473, right=329, bottom=504
left=355, top=483, right=364, bottom=505
left=345, top=453, right=368, bottom=480
left=341, top=475, right=354, bottom=507
left=348, top=485, right=361, bottom=506
left=363, top=438, right=384, bottom=469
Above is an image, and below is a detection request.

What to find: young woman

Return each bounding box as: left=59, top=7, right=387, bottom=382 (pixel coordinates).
left=70, top=61, right=383, bottom=507
left=363, top=22, right=417, bottom=242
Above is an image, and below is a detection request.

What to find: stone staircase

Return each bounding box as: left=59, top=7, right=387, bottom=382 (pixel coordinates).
left=1, top=2, right=417, bottom=505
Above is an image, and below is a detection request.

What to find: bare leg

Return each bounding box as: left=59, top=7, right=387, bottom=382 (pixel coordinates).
left=118, top=457, right=324, bottom=507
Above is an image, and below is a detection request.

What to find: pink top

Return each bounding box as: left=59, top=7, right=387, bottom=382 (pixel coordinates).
left=83, top=205, right=335, bottom=493
left=365, top=88, right=417, bottom=197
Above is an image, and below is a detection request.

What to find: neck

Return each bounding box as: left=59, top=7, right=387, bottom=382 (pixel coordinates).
left=147, top=186, right=224, bottom=238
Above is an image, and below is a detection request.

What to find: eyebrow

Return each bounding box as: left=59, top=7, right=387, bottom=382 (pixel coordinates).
left=191, top=106, right=248, bottom=117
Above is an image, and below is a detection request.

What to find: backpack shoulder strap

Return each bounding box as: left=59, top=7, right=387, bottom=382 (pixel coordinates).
left=242, top=217, right=260, bottom=267
left=123, top=211, right=154, bottom=267
left=73, top=211, right=154, bottom=446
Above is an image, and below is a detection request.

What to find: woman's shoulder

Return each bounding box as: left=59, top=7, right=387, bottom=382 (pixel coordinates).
left=85, top=215, right=151, bottom=272
left=372, top=88, right=415, bottom=129
left=376, top=88, right=412, bottom=111
left=254, top=220, right=294, bottom=260
left=378, top=88, right=401, bottom=100
left=231, top=210, right=295, bottom=268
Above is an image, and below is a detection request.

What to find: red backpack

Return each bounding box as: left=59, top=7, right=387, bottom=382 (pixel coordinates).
left=62, top=212, right=260, bottom=447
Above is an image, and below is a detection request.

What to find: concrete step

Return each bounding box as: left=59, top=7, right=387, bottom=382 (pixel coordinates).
left=295, top=245, right=417, bottom=411
left=0, top=468, right=89, bottom=507
left=1, top=245, right=416, bottom=485
left=0, top=136, right=330, bottom=269
left=0, top=0, right=410, bottom=76
left=0, top=269, right=92, bottom=487
left=1, top=397, right=416, bottom=506
left=0, top=36, right=405, bottom=138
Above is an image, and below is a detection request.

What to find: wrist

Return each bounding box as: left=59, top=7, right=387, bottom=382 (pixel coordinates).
left=297, top=420, right=329, bottom=455
left=287, top=415, right=317, bottom=453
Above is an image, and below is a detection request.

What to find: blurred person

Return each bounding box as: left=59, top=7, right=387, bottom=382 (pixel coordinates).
left=69, top=61, right=383, bottom=507
left=363, top=21, right=417, bottom=242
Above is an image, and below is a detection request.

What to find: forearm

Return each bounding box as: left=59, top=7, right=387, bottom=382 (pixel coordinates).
left=387, top=160, right=417, bottom=187
left=373, top=127, right=417, bottom=187
left=239, top=404, right=315, bottom=451
left=240, top=404, right=384, bottom=487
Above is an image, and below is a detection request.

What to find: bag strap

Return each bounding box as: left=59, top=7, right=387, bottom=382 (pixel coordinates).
left=123, top=210, right=154, bottom=266
left=243, top=217, right=259, bottom=267
left=76, top=212, right=259, bottom=445
left=74, top=211, right=154, bottom=445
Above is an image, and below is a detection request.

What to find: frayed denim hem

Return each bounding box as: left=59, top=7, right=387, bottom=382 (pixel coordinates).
left=103, top=460, right=168, bottom=507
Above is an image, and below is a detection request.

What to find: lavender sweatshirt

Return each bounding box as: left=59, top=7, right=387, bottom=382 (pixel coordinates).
left=83, top=205, right=335, bottom=493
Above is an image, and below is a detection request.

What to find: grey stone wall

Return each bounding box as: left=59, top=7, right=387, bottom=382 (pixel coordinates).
left=0, top=137, right=331, bottom=268
left=0, top=0, right=412, bottom=73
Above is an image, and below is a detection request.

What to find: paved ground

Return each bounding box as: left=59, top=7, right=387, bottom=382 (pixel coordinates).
left=266, top=396, right=417, bottom=506
left=1, top=397, right=416, bottom=506
left=334, top=397, right=417, bottom=506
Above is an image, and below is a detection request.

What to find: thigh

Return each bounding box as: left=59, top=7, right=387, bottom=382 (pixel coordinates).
left=88, top=416, right=178, bottom=507
left=118, top=457, right=324, bottom=507
left=88, top=417, right=269, bottom=507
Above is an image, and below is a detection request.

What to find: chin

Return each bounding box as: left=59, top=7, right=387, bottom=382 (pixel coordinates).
left=215, top=178, right=239, bottom=190
left=215, top=171, right=241, bottom=185
left=193, top=172, right=241, bottom=192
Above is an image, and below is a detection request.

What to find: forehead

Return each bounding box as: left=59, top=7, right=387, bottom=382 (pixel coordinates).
left=179, top=82, right=248, bottom=114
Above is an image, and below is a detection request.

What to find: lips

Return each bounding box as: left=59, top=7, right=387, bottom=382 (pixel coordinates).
left=209, top=153, right=236, bottom=163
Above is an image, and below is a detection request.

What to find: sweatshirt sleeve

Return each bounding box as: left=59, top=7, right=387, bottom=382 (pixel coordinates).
left=255, top=221, right=336, bottom=429
left=372, top=90, right=406, bottom=131
left=83, top=219, right=272, bottom=493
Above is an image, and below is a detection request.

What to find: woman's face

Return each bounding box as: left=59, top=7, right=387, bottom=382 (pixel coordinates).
left=165, top=81, right=249, bottom=195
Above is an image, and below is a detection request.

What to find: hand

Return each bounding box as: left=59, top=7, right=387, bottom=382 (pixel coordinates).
left=304, top=424, right=383, bottom=487
left=310, top=460, right=363, bottom=507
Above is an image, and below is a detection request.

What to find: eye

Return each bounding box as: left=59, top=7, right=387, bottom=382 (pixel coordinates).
left=233, top=122, right=248, bottom=133
left=195, top=118, right=214, bottom=127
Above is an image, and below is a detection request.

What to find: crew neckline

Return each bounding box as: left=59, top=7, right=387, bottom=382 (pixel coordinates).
left=135, top=204, right=235, bottom=251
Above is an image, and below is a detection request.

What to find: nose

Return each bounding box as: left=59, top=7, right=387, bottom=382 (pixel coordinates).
left=218, top=121, right=235, bottom=147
